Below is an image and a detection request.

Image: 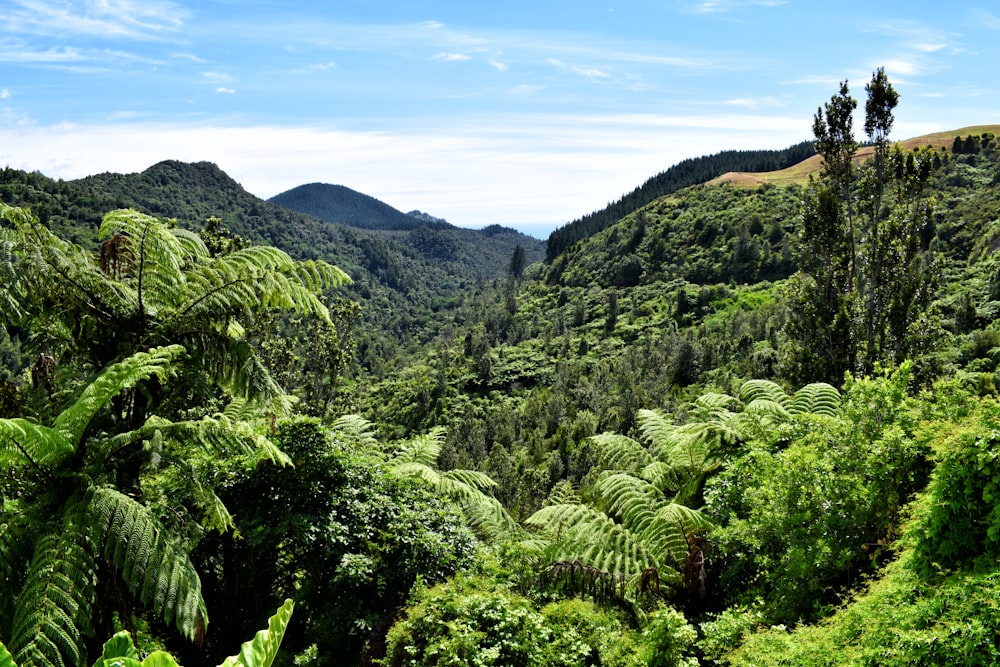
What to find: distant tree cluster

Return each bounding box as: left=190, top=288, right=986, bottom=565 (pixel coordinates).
left=545, top=141, right=816, bottom=261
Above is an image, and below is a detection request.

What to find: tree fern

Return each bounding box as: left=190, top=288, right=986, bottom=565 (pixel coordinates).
left=86, top=487, right=207, bottom=642
left=10, top=501, right=97, bottom=667
left=389, top=428, right=521, bottom=541
left=792, top=382, right=841, bottom=417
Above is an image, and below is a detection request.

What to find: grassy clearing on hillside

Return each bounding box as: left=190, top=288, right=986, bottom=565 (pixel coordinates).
left=711, top=125, right=1000, bottom=189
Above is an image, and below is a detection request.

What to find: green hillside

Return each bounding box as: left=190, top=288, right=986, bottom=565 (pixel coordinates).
left=5, top=70, right=1000, bottom=667
left=269, top=182, right=450, bottom=231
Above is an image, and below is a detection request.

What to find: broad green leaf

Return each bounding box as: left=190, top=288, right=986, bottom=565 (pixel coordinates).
left=218, top=599, right=294, bottom=667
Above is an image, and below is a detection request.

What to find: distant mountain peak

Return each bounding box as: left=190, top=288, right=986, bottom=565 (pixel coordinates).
left=269, top=182, right=453, bottom=231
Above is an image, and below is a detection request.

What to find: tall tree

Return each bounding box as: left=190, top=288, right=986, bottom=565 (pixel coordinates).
left=782, top=68, right=938, bottom=384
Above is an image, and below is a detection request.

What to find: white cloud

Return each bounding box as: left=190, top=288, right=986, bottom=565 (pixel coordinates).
left=0, top=44, right=82, bottom=63
left=489, top=59, right=509, bottom=72
left=1, top=89, right=10, bottom=99
left=6, top=0, right=187, bottom=40
left=202, top=71, right=233, bottom=82
left=725, top=96, right=784, bottom=110
left=0, top=113, right=812, bottom=234
left=433, top=52, right=471, bottom=62
left=215, top=87, right=236, bottom=94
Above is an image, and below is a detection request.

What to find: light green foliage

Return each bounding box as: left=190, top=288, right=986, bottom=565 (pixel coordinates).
left=387, top=423, right=522, bottom=540
left=218, top=599, right=294, bottom=667
left=706, top=365, right=927, bottom=625
left=639, top=609, right=698, bottom=667
left=382, top=570, right=642, bottom=667
left=725, top=395, right=1000, bottom=666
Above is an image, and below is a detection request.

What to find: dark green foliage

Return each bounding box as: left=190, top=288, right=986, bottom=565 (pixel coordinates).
left=193, top=418, right=477, bottom=666
left=783, top=71, right=940, bottom=385
left=548, top=184, right=800, bottom=289
left=268, top=183, right=450, bottom=231
left=546, top=141, right=815, bottom=261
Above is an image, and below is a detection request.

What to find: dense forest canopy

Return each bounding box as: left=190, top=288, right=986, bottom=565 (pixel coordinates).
left=4, top=69, right=1000, bottom=667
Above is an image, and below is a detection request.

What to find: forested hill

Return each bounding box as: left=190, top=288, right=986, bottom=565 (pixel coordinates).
left=544, top=140, right=815, bottom=261
left=269, top=182, right=452, bottom=231
left=0, top=161, right=542, bottom=375
left=269, top=180, right=546, bottom=277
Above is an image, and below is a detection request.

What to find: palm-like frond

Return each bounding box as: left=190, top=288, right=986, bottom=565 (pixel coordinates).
left=391, top=427, right=446, bottom=467
left=0, top=419, right=73, bottom=469
left=10, top=500, right=97, bottom=667
left=86, top=487, right=207, bottom=642
left=589, top=432, right=653, bottom=473
left=792, top=382, right=842, bottom=416
left=526, top=503, right=652, bottom=578
left=637, top=409, right=676, bottom=452
left=331, top=414, right=378, bottom=449
left=738, top=379, right=792, bottom=410
left=53, top=346, right=184, bottom=446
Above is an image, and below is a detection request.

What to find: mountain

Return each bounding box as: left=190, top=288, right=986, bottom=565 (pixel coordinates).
left=268, top=182, right=451, bottom=231
left=268, top=180, right=546, bottom=282
left=0, top=160, right=542, bottom=374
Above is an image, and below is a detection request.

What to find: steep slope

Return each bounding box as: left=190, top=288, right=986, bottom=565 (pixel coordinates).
left=544, top=140, right=816, bottom=261
left=269, top=182, right=447, bottom=231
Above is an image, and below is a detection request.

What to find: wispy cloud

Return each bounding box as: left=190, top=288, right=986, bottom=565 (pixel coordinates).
left=489, top=59, right=509, bottom=72
left=970, top=8, right=1000, bottom=29
left=725, top=96, right=785, bottom=110
left=434, top=52, right=472, bottom=62
left=6, top=0, right=187, bottom=40
left=0, top=43, right=83, bottom=63
left=215, top=87, right=236, bottom=94
left=547, top=58, right=612, bottom=80
left=1, top=89, right=10, bottom=100
left=685, top=0, right=786, bottom=13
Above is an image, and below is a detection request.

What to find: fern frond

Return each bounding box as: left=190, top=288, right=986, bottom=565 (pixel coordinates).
left=86, top=487, right=207, bottom=642
left=637, top=409, right=676, bottom=451
left=98, top=210, right=189, bottom=308
left=640, top=461, right=683, bottom=494
left=738, top=379, right=792, bottom=410
left=391, top=428, right=446, bottom=467
left=391, top=461, right=441, bottom=487
left=0, top=418, right=74, bottom=469
left=589, top=432, right=653, bottom=473
left=642, top=503, right=713, bottom=566
left=10, top=501, right=97, bottom=667
left=690, top=392, right=739, bottom=421
left=458, top=494, right=524, bottom=542
left=441, top=468, right=498, bottom=492
left=596, top=472, right=664, bottom=536
left=331, top=414, right=378, bottom=449
left=792, top=382, right=841, bottom=416
left=543, top=479, right=581, bottom=506
left=52, top=346, right=184, bottom=446
left=178, top=330, right=291, bottom=415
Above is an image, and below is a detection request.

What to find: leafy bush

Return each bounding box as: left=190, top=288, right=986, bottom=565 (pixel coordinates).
left=706, top=366, right=929, bottom=624
left=382, top=565, right=648, bottom=667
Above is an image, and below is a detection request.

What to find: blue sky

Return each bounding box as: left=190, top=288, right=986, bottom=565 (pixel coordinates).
left=2, top=1, right=998, bottom=237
